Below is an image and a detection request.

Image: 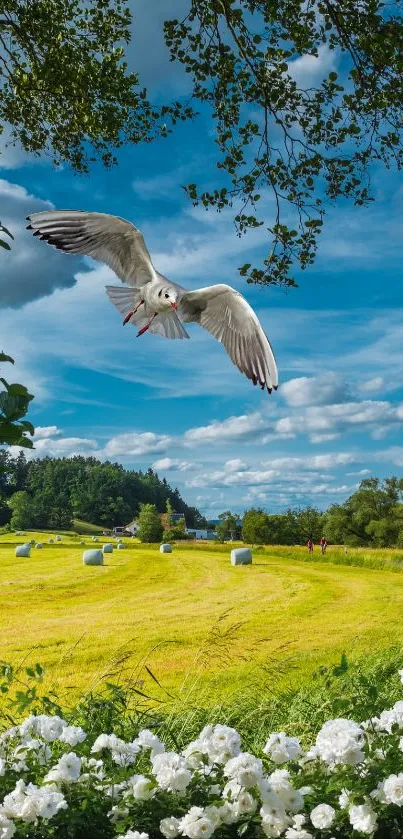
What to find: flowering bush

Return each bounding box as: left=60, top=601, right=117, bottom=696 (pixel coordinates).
left=0, top=673, right=403, bottom=837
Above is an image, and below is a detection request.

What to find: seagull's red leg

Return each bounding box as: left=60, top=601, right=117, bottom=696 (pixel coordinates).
left=123, top=299, right=144, bottom=326
left=137, top=313, right=158, bottom=337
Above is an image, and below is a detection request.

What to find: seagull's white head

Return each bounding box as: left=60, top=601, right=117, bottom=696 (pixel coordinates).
left=158, top=286, right=179, bottom=311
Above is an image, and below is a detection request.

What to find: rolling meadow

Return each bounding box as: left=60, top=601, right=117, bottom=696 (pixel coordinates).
left=1, top=533, right=403, bottom=708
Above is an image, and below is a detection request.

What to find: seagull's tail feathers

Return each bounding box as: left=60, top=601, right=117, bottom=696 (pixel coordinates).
left=106, top=284, right=138, bottom=317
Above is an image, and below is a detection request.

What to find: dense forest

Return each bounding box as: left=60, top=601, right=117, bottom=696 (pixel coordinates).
left=0, top=451, right=205, bottom=531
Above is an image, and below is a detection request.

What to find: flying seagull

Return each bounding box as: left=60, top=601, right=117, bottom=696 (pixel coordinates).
left=26, top=210, right=278, bottom=393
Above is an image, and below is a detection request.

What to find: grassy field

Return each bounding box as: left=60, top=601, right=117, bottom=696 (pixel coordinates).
left=0, top=532, right=403, bottom=705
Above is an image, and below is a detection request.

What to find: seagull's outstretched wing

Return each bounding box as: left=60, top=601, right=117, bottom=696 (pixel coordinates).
left=26, top=210, right=156, bottom=287
left=179, top=284, right=278, bottom=392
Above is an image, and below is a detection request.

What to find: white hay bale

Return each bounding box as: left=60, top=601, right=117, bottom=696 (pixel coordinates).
left=15, top=544, right=31, bottom=558
left=56, top=535, right=62, bottom=542
left=48, top=538, right=54, bottom=544
left=92, top=537, right=99, bottom=542
left=160, top=543, right=172, bottom=554
left=231, top=547, right=252, bottom=566
left=82, top=549, right=103, bottom=566
left=35, top=543, right=43, bottom=549
left=117, top=543, right=125, bottom=550
left=80, top=540, right=86, bottom=545
left=102, top=543, right=113, bottom=553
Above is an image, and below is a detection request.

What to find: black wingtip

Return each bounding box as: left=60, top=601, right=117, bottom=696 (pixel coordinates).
left=273, top=385, right=278, bottom=391
left=26, top=223, right=32, bottom=230
left=25, top=215, right=30, bottom=221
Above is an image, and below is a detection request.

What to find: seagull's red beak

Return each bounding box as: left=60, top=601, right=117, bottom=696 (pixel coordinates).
left=123, top=310, right=134, bottom=325
left=171, top=302, right=178, bottom=310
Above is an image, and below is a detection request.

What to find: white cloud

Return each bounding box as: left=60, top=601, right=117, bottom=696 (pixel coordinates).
left=104, top=431, right=172, bottom=457
left=358, top=376, right=385, bottom=394
left=0, top=179, right=81, bottom=307
left=184, top=413, right=268, bottom=445
left=33, top=426, right=62, bottom=439
left=274, top=400, right=403, bottom=444
left=152, top=457, right=194, bottom=471
left=266, top=453, right=358, bottom=470
left=28, top=436, right=98, bottom=458
left=287, top=45, right=338, bottom=87
left=281, top=374, right=350, bottom=407
left=224, top=458, right=248, bottom=472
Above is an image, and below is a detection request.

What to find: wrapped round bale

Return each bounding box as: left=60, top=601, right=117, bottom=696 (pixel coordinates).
left=92, top=537, right=99, bottom=542
left=82, top=549, right=103, bottom=566
left=48, top=538, right=54, bottom=544
left=102, top=543, right=113, bottom=553
left=36, top=543, right=43, bottom=549
left=160, top=543, right=172, bottom=554
left=56, top=535, right=62, bottom=542
left=231, top=547, right=252, bottom=566
left=15, top=544, right=31, bottom=558
left=117, top=543, right=125, bottom=550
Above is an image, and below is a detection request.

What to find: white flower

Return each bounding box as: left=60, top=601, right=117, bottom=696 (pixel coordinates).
left=122, top=832, right=149, bottom=839
left=377, top=701, right=403, bottom=733
left=348, top=803, right=377, bottom=835
left=378, top=773, right=403, bottom=805
left=34, top=786, right=68, bottom=819
left=264, top=733, right=302, bottom=764
left=108, top=803, right=130, bottom=823
left=134, top=729, right=165, bottom=757
left=310, top=803, right=335, bottom=829
left=20, top=714, right=67, bottom=743
left=315, top=718, right=365, bottom=767
left=2, top=780, right=66, bottom=822
left=91, top=733, right=112, bottom=752
left=224, top=752, right=263, bottom=788
left=285, top=820, right=312, bottom=839
left=184, top=725, right=241, bottom=767
left=125, top=774, right=155, bottom=801
left=160, top=816, right=181, bottom=838
left=398, top=668, right=403, bottom=684
left=260, top=800, right=289, bottom=838
left=0, top=813, right=15, bottom=839
left=179, top=806, right=216, bottom=839
left=59, top=725, right=87, bottom=746
left=152, top=752, right=192, bottom=793
left=266, top=770, right=304, bottom=813
left=44, top=752, right=81, bottom=783
left=0, top=759, right=5, bottom=777
left=216, top=802, right=238, bottom=825
left=338, top=789, right=351, bottom=809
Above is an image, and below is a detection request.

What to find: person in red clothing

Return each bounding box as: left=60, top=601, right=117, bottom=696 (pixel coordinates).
left=320, top=536, right=328, bottom=555
left=307, top=538, right=313, bottom=552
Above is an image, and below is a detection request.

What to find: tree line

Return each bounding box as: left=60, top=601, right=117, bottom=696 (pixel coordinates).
left=218, top=478, right=403, bottom=548
left=0, top=450, right=205, bottom=532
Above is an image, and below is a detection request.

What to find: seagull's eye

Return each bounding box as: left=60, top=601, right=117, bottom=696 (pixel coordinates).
left=164, top=293, right=169, bottom=299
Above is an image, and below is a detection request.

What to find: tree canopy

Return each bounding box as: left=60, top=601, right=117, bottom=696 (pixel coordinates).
left=0, top=451, right=204, bottom=531
left=0, top=0, right=192, bottom=173
left=0, top=352, right=34, bottom=448
left=2, top=1, right=403, bottom=286
left=165, top=0, right=403, bottom=287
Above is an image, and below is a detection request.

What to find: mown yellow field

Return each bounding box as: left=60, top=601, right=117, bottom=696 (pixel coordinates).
left=1, top=533, right=403, bottom=704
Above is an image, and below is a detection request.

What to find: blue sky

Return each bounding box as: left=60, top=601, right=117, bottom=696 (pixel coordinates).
left=0, top=0, right=402, bottom=519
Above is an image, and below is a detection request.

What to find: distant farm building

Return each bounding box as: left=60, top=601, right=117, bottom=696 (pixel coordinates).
left=112, top=520, right=138, bottom=537
left=186, top=528, right=217, bottom=541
